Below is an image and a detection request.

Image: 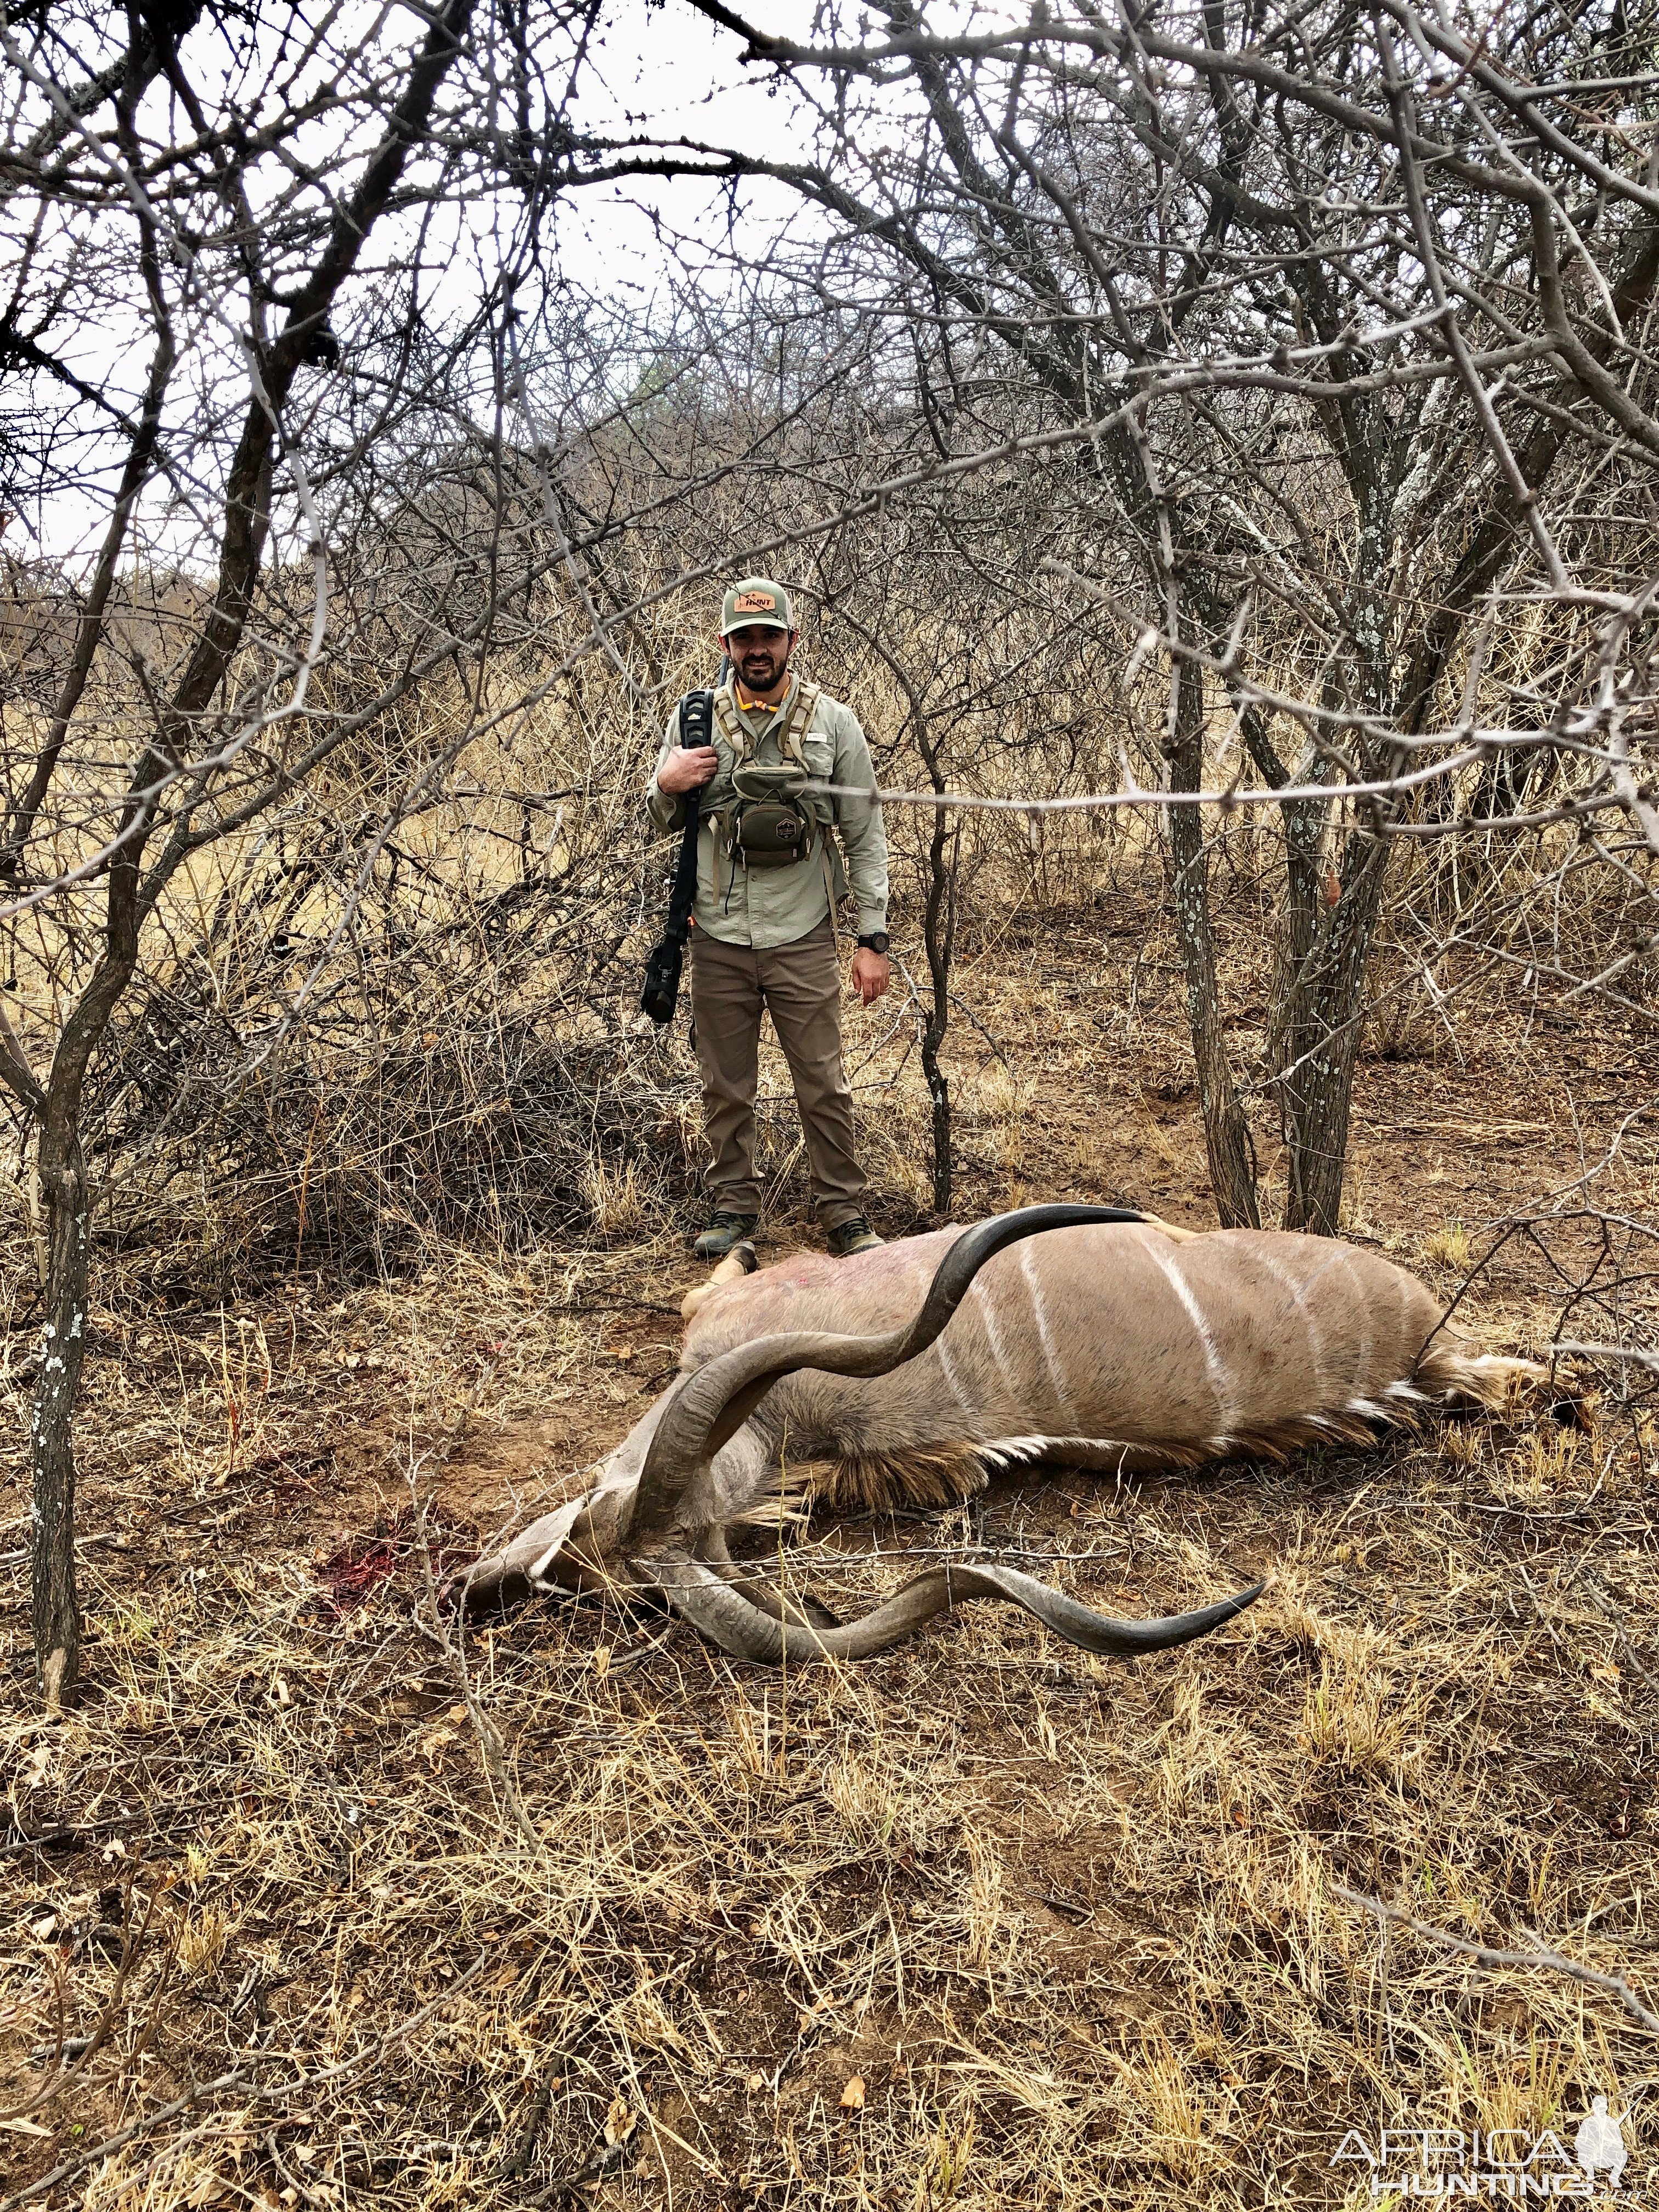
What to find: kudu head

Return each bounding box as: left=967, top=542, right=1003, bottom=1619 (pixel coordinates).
left=464, top=1205, right=1271, bottom=1664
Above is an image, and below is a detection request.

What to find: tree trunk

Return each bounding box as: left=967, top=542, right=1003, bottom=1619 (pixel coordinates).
left=1266, top=782, right=1327, bottom=1087
left=31, top=1118, right=91, bottom=1708
left=920, top=809, right=957, bottom=1213
left=1277, top=831, right=1392, bottom=1234
left=1166, top=668, right=1260, bottom=1228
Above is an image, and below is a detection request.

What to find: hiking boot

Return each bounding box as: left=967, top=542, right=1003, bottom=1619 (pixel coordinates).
left=693, top=1210, right=759, bottom=1260
left=826, top=1214, right=883, bottom=1258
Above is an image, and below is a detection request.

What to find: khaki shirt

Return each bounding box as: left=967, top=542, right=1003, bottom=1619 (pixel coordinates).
left=646, top=677, right=889, bottom=950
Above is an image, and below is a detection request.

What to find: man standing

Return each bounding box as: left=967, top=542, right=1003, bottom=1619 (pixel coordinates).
left=648, top=577, right=891, bottom=1259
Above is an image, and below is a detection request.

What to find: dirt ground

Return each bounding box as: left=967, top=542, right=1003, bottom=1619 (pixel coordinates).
left=3, top=904, right=1657, bottom=2211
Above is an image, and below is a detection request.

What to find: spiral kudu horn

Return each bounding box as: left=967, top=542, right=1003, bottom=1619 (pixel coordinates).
left=623, top=1204, right=1271, bottom=1664
left=658, top=1543, right=1271, bottom=1664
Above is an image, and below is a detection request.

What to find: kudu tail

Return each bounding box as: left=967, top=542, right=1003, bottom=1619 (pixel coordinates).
left=1413, top=1339, right=1545, bottom=1408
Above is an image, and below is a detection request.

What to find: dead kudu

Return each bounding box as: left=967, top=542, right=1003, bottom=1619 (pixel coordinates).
left=464, top=1206, right=1533, bottom=1662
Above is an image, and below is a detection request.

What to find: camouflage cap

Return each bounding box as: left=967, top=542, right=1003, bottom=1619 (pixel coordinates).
left=721, top=575, right=793, bottom=635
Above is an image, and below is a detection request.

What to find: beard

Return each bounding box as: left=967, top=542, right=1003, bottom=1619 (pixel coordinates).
left=736, top=641, right=789, bottom=690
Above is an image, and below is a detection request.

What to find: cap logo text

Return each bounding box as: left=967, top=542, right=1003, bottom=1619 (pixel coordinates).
left=733, top=591, right=777, bottom=614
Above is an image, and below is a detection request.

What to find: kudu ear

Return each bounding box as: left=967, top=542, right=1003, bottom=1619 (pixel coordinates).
left=1138, top=1212, right=1201, bottom=1243
left=680, top=1241, right=759, bottom=1321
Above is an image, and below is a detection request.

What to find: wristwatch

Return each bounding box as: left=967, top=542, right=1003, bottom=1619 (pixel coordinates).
left=856, top=931, right=890, bottom=955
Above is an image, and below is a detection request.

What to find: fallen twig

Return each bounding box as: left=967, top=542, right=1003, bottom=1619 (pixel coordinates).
left=1333, top=1883, right=1659, bottom=2033
left=0, top=1532, right=119, bottom=1569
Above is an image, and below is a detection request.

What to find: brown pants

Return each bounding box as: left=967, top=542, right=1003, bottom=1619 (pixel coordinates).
left=689, top=918, right=866, bottom=1228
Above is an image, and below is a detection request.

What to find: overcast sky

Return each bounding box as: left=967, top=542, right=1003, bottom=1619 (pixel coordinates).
left=559, top=0, right=825, bottom=294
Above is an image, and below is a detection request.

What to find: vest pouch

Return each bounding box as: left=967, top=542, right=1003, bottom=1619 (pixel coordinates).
left=737, top=803, right=809, bottom=866
left=731, top=761, right=812, bottom=870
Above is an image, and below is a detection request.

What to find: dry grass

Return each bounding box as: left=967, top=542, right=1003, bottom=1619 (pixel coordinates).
left=3, top=895, right=1657, bottom=2211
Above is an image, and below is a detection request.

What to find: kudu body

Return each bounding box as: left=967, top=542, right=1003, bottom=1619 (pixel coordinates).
left=465, top=1207, right=1528, bottom=1662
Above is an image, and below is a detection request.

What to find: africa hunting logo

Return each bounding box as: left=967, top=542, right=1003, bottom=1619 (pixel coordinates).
left=1331, top=2101, right=1632, bottom=2199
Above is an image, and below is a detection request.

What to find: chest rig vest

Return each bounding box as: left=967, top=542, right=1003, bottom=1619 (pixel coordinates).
left=707, top=680, right=830, bottom=872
